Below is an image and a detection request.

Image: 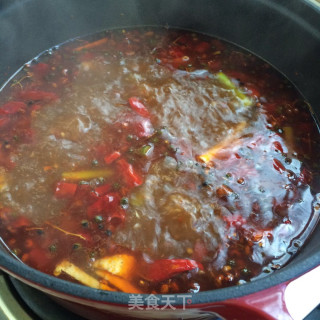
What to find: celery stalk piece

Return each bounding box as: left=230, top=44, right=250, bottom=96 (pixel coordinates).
left=62, top=168, right=113, bottom=181
left=216, top=72, right=252, bottom=106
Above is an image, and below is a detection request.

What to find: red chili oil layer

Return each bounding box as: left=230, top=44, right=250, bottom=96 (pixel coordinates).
left=0, top=27, right=320, bottom=294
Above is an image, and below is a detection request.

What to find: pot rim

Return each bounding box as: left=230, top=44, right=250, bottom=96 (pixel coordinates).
left=1, top=246, right=320, bottom=306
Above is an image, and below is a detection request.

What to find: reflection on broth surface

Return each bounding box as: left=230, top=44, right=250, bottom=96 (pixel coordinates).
left=0, top=27, right=320, bottom=294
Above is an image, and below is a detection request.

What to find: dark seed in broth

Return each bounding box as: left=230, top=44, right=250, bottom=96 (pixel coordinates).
left=0, top=27, right=320, bottom=294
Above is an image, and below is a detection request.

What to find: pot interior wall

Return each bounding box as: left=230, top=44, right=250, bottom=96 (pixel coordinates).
left=0, top=0, right=320, bottom=303
left=1, top=0, right=320, bottom=109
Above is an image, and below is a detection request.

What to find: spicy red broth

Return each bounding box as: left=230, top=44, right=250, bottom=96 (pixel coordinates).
left=0, top=27, right=319, bottom=294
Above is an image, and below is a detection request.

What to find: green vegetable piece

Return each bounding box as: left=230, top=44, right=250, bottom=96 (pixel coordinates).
left=216, top=72, right=234, bottom=89
left=216, top=72, right=252, bottom=106
left=140, top=144, right=152, bottom=156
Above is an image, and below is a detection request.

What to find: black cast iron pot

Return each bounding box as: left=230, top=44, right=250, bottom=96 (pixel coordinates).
left=0, top=1, right=320, bottom=319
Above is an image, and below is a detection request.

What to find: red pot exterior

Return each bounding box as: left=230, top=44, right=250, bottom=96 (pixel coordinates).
left=4, top=258, right=320, bottom=319
left=0, top=265, right=294, bottom=320
left=51, top=283, right=293, bottom=320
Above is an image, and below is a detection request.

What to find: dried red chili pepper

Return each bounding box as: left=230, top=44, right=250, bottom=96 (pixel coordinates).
left=55, top=182, right=78, bottom=198
left=31, top=63, right=50, bottom=79
left=128, top=97, right=150, bottom=118
left=144, top=259, right=203, bottom=282
left=299, top=168, right=312, bottom=185
left=103, top=193, right=120, bottom=211
left=104, top=151, right=121, bottom=164
left=168, top=47, right=185, bottom=58
left=107, top=209, right=126, bottom=226
left=87, top=198, right=105, bottom=219
left=0, top=101, right=27, bottom=114
left=92, top=184, right=111, bottom=198
left=87, top=192, right=120, bottom=219
left=273, top=141, right=284, bottom=154
left=273, top=159, right=285, bottom=173
left=0, top=117, right=10, bottom=128
left=194, top=41, right=211, bottom=53
left=117, top=158, right=143, bottom=187
left=17, top=90, right=58, bottom=102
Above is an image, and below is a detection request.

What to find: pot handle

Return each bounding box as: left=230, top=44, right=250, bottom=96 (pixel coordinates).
left=226, top=265, right=320, bottom=320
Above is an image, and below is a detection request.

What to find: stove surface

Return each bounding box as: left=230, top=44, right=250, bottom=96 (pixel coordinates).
left=0, top=272, right=85, bottom=320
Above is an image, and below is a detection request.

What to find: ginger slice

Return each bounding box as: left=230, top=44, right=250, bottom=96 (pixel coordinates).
left=0, top=167, right=7, bottom=192
left=62, top=168, right=113, bottom=181
left=93, top=254, right=137, bottom=280
left=74, top=37, right=108, bottom=52
left=95, top=270, right=142, bottom=294
left=216, top=72, right=253, bottom=106
left=198, top=121, right=247, bottom=163
left=54, top=260, right=114, bottom=291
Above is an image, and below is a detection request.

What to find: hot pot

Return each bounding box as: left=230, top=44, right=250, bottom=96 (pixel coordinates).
left=0, top=0, right=320, bottom=319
